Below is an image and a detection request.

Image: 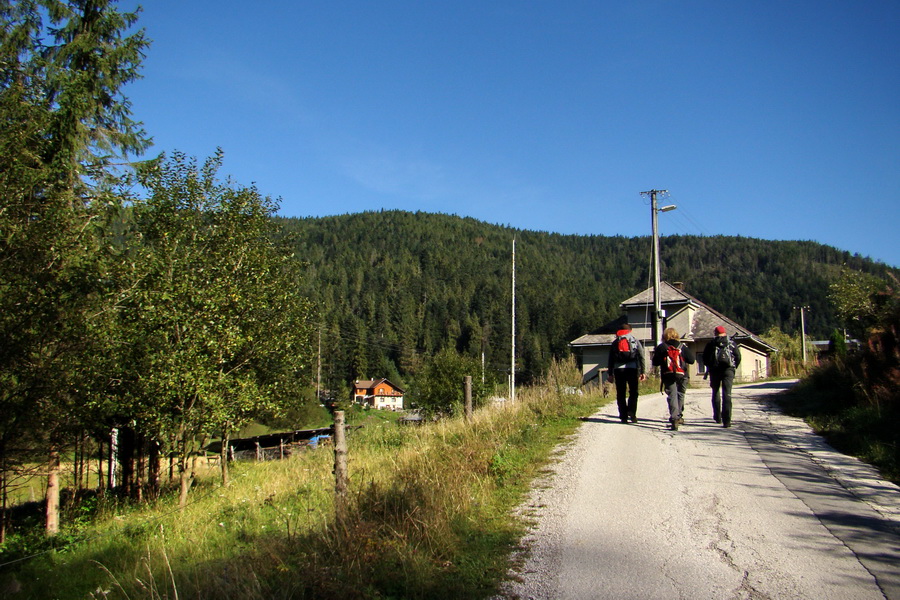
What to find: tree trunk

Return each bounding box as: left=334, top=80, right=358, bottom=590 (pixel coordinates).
left=1, top=468, right=7, bottom=544
left=134, top=432, right=144, bottom=503
left=45, top=449, right=61, bottom=535
left=177, top=455, right=193, bottom=509
left=97, top=438, right=104, bottom=494
left=219, top=429, right=230, bottom=486
left=108, top=428, right=118, bottom=490
left=148, top=439, right=161, bottom=499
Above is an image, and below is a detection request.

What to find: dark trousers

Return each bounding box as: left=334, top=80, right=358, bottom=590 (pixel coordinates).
left=710, top=370, right=735, bottom=425
left=613, top=368, right=640, bottom=420
left=662, top=374, right=687, bottom=422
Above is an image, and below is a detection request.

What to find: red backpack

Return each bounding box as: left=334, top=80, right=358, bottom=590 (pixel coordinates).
left=616, top=335, right=638, bottom=360
left=666, top=343, right=685, bottom=375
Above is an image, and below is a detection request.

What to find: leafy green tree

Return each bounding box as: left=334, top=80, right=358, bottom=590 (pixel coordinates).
left=0, top=0, right=149, bottom=535
left=828, top=268, right=892, bottom=338
left=126, top=151, right=313, bottom=504
left=408, top=348, right=491, bottom=416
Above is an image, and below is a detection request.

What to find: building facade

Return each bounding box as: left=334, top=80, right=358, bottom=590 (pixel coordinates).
left=353, top=378, right=405, bottom=410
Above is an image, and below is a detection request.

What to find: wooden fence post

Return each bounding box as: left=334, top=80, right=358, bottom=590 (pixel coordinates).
left=334, top=411, right=349, bottom=520
left=464, top=376, right=473, bottom=422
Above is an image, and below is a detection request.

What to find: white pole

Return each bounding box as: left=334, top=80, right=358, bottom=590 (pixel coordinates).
left=511, top=237, right=516, bottom=402
left=800, top=306, right=807, bottom=363
left=642, top=190, right=670, bottom=347
left=651, top=192, right=662, bottom=347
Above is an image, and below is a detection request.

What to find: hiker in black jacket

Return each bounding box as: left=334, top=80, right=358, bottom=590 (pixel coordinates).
left=702, top=325, right=742, bottom=428
left=652, top=328, right=695, bottom=431
left=606, top=323, right=647, bottom=423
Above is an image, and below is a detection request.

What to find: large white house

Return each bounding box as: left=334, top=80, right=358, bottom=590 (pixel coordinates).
left=570, top=282, right=775, bottom=385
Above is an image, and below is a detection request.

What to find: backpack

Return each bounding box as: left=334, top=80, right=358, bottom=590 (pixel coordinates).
left=715, top=340, right=736, bottom=369
left=615, top=335, right=638, bottom=361
left=666, top=343, right=686, bottom=375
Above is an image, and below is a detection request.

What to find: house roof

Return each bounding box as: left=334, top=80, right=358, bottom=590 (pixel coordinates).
left=620, top=281, right=693, bottom=307
left=570, top=282, right=776, bottom=353
left=353, top=378, right=405, bottom=393
left=569, top=315, right=628, bottom=348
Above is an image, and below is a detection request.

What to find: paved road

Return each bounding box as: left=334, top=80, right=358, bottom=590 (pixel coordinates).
left=499, top=381, right=900, bottom=600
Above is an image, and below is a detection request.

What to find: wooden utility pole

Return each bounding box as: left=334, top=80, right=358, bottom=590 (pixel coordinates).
left=464, top=376, right=473, bottom=422
left=333, top=410, right=348, bottom=519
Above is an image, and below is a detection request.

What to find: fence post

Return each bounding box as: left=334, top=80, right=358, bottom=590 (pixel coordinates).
left=464, top=375, right=473, bottom=422
left=334, top=410, right=349, bottom=520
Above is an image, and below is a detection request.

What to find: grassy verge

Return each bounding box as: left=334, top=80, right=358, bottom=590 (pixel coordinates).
left=1, top=380, right=607, bottom=599
left=773, top=363, right=900, bottom=486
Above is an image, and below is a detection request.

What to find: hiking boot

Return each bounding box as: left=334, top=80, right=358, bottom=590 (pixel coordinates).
left=670, top=420, right=679, bottom=431
left=677, top=417, right=684, bottom=425
left=620, top=417, right=629, bottom=424
left=629, top=415, right=637, bottom=423
left=714, top=416, right=722, bottom=424
left=723, top=421, right=731, bottom=428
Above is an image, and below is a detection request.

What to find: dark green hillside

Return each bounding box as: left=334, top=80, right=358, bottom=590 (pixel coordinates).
left=279, top=210, right=896, bottom=390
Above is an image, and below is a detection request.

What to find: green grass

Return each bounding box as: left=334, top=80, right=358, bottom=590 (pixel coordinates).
left=0, top=376, right=608, bottom=599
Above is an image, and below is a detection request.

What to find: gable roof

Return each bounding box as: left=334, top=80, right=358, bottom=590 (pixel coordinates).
left=620, top=281, right=692, bottom=307
left=353, top=378, right=405, bottom=393
left=569, top=315, right=628, bottom=348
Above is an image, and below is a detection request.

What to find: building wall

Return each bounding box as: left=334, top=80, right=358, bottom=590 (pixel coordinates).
left=374, top=395, right=404, bottom=410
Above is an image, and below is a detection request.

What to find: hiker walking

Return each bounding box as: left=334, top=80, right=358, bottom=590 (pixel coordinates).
left=606, top=323, right=646, bottom=423
left=703, top=325, right=741, bottom=428
left=652, top=327, right=695, bottom=431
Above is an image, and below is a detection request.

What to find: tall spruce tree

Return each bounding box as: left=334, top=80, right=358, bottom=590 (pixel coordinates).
left=0, top=0, right=149, bottom=535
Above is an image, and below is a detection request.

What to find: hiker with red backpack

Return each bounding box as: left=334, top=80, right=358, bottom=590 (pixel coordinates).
left=702, top=325, right=742, bottom=428
left=652, top=327, right=696, bottom=431
left=606, top=323, right=647, bottom=423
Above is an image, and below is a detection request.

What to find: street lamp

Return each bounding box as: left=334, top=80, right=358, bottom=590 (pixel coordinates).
left=643, top=190, right=677, bottom=347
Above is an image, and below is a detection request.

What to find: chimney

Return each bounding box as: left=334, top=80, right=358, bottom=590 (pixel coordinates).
left=673, top=282, right=685, bottom=291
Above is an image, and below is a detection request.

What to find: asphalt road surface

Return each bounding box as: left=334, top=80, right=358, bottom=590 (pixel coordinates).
left=499, top=381, right=900, bottom=600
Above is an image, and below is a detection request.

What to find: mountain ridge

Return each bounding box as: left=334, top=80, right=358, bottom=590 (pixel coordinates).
left=277, top=210, right=896, bottom=389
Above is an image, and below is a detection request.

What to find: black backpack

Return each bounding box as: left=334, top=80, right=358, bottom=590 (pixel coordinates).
left=715, top=340, right=736, bottom=369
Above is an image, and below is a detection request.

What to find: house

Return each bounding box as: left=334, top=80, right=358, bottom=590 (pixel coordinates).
left=353, top=378, right=405, bottom=410
left=570, top=282, right=775, bottom=385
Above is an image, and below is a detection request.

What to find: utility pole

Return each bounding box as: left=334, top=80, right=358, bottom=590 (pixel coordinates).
left=642, top=190, right=676, bottom=347
left=510, top=237, right=516, bottom=402
left=316, top=326, right=322, bottom=403
left=794, top=305, right=810, bottom=362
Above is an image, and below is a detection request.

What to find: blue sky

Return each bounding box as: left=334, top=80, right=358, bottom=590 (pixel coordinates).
left=127, top=1, right=900, bottom=266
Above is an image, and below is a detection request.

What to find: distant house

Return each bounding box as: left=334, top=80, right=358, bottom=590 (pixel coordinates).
left=353, top=378, right=405, bottom=410
left=570, top=282, right=775, bottom=385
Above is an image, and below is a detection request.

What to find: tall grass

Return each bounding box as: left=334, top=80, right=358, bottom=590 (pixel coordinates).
left=1, top=359, right=606, bottom=599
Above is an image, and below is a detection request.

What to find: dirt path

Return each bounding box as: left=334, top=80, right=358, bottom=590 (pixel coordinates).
left=498, top=381, right=900, bottom=600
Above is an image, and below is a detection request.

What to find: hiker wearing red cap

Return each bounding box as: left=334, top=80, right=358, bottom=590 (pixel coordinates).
left=702, top=325, right=742, bottom=427
left=606, top=323, right=647, bottom=423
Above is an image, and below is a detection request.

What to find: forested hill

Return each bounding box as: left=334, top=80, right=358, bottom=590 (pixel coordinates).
left=278, top=210, right=896, bottom=389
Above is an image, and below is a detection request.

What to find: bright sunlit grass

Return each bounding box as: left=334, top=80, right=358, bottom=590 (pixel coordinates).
left=2, top=361, right=607, bottom=599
